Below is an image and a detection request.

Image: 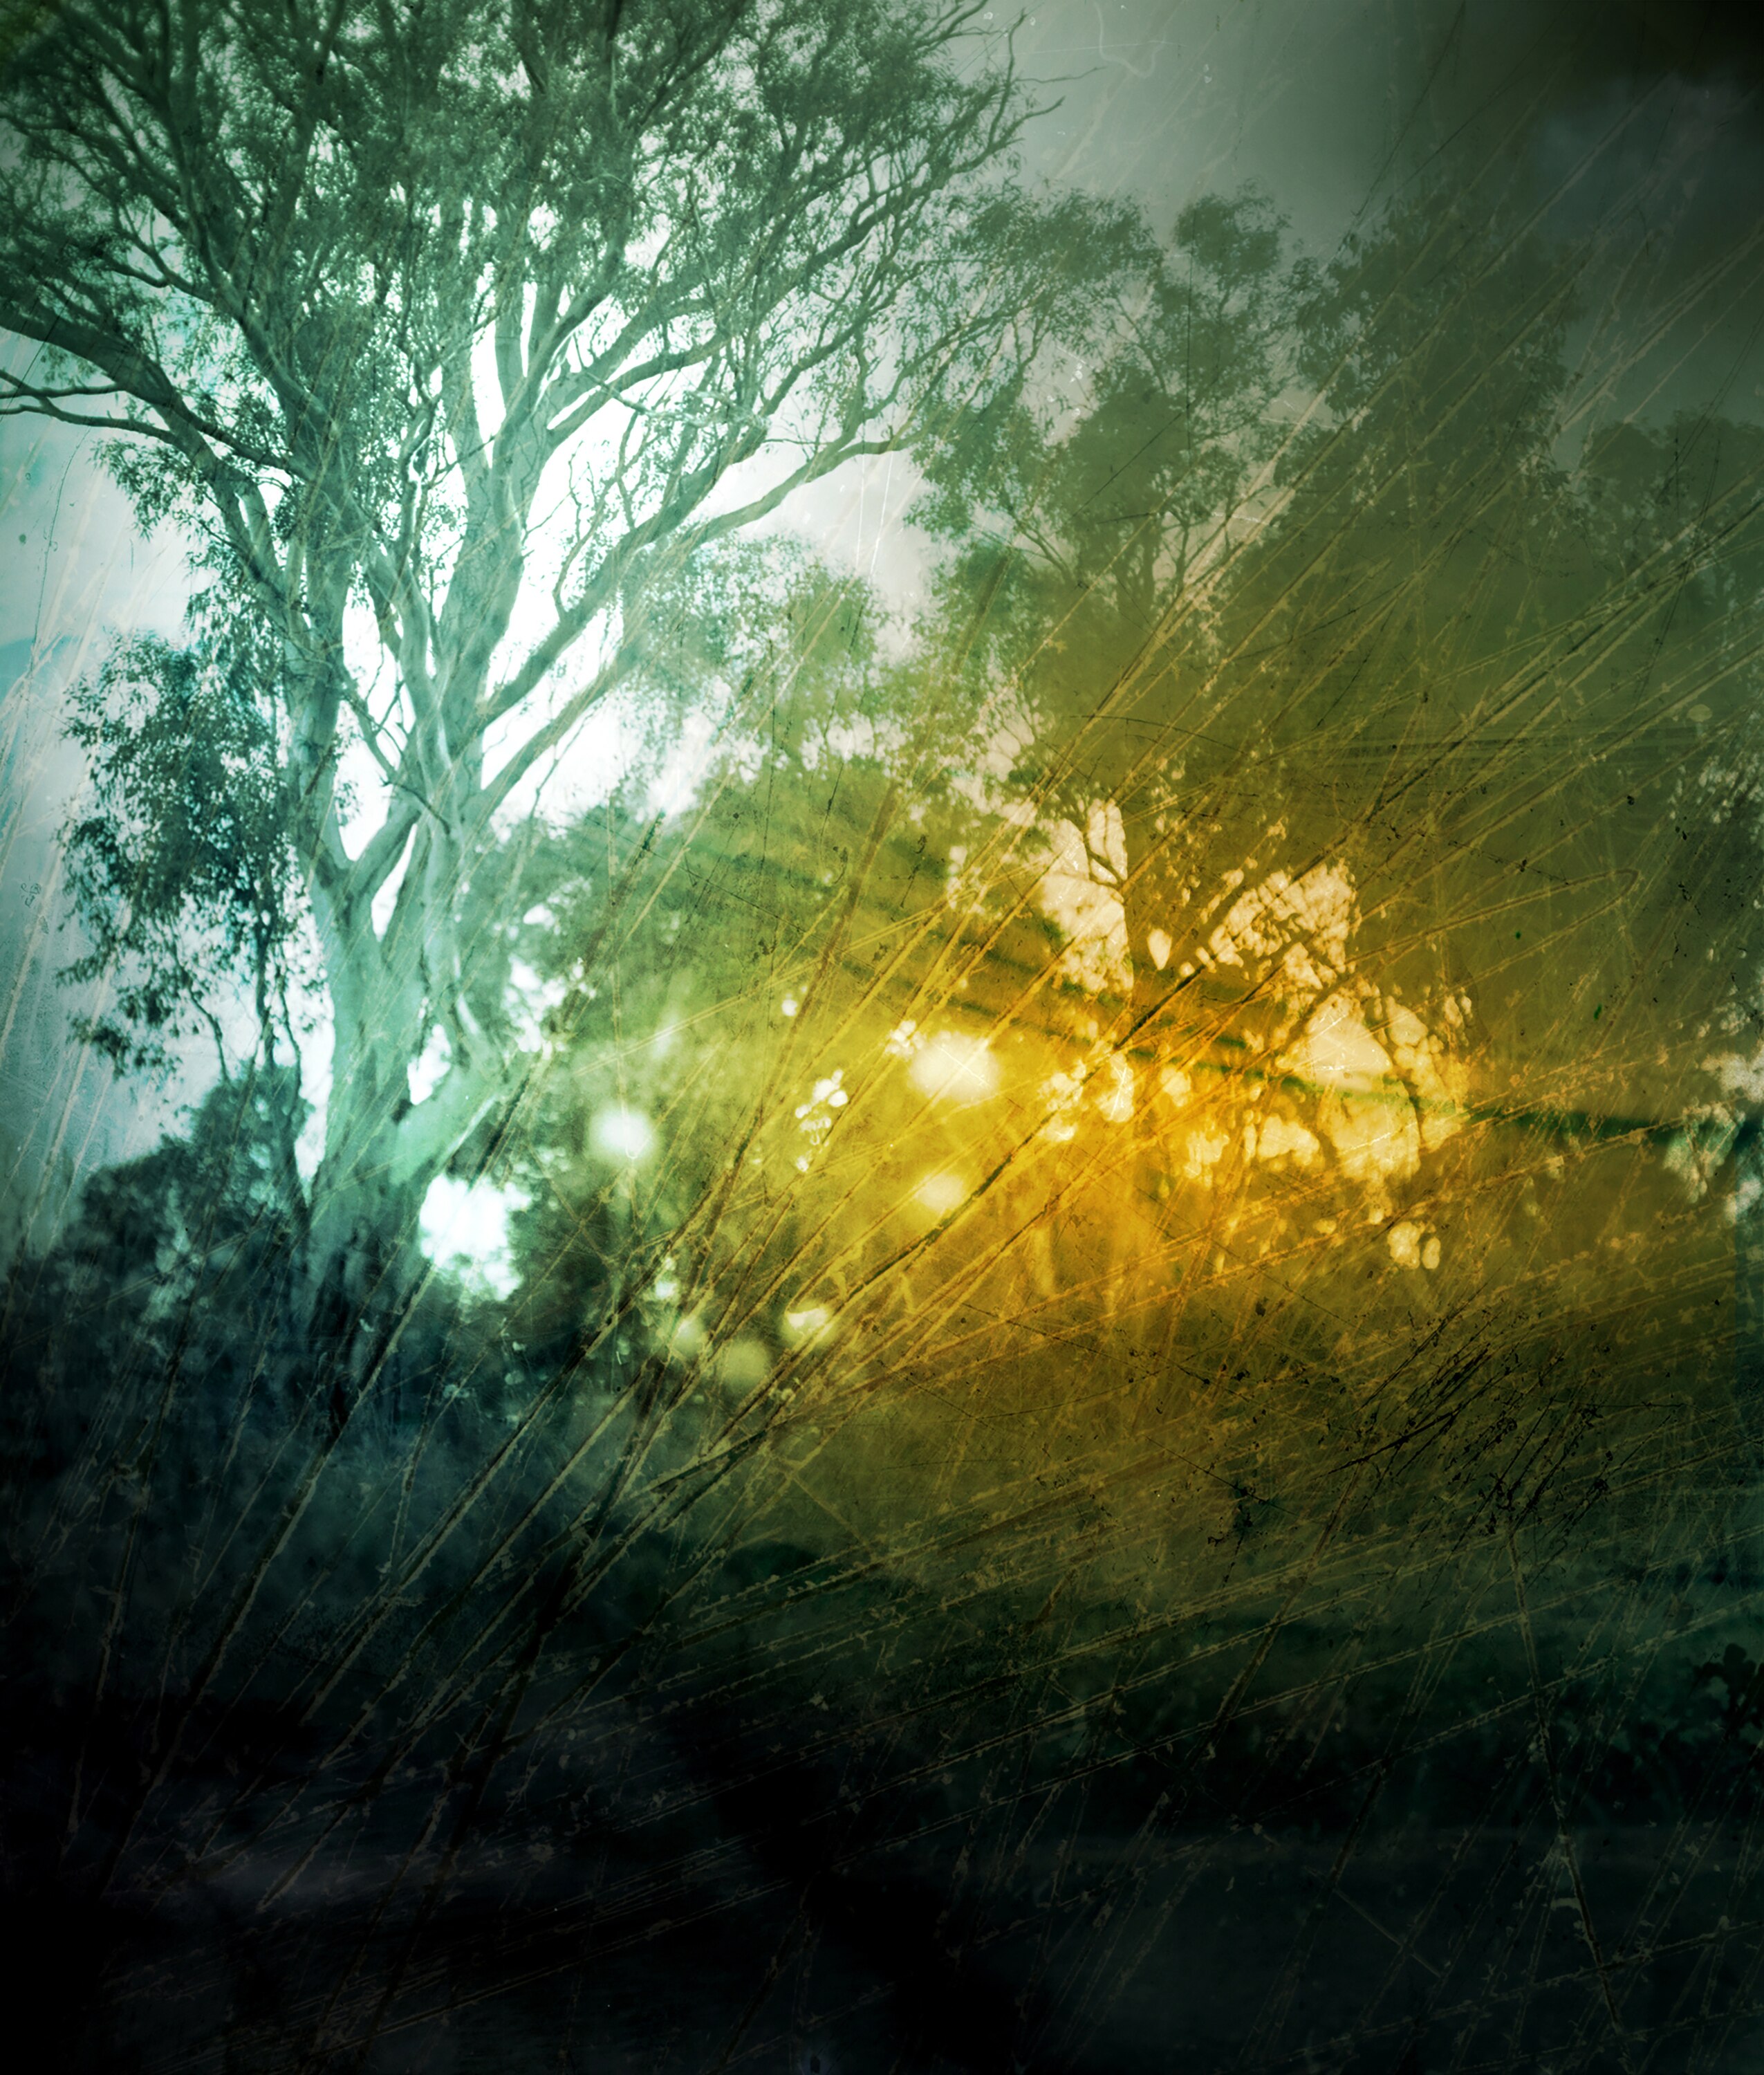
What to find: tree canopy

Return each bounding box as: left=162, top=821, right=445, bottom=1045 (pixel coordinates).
left=0, top=0, right=1125, bottom=1356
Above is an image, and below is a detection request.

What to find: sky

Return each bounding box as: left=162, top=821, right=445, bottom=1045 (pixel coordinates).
left=799, top=1, right=1764, bottom=605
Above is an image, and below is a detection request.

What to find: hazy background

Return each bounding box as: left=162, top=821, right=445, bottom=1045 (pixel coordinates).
left=7, top=0, right=1763, bottom=1242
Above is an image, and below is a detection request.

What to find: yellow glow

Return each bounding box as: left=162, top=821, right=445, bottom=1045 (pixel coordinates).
left=914, top=1171, right=969, bottom=1217
left=783, top=1304, right=835, bottom=1345
left=1386, top=1220, right=1443, bottom=1271
left=1283, top=994, right=1396, bottom=1089
left=1095, top=1053, right=1135, bottom=1123
left=1036, top=813, right=1131, bottom=995
left=908, top=1031, right=1000, bottom=1105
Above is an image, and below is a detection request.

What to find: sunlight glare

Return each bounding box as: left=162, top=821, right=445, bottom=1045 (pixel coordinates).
left=591, top=1107, right=655, bottom=1162
left=418, top=1174, right=526, bottom=1299
left=914, top=1171, right=969, bottom=1217
left=908, top=1031, right=1000, bottom=1105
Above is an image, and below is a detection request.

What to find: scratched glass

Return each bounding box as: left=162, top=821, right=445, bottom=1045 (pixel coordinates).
left=3, top=6, right=1762, bottom=2069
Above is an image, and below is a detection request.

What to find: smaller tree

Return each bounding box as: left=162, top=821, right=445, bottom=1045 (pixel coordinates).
left=62, top=610, right=306, bottom=1080
left=913, top=192, right=1306, bottom=1017
left=904, top=187, right=1620, bottom=1284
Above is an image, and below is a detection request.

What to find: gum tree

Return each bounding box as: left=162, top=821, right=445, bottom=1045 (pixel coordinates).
left=0, top=0, right=1110, bottom=1378
left=913, top=195, right=1583, bottom=1210
left=913, top=193, right=1304, bottom=1025
left=916, top=181, right=1764, bottom=1327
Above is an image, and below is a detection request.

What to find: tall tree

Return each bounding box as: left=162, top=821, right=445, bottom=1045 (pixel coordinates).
left=0, top=0, right=1115, bottom=1380
left=914, top=192, right=1304, bottom=1029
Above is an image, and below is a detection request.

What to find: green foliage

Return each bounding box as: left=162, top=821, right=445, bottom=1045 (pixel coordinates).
left=606, top=537, right=898, bottom=781
left=909, top=190, right=1310, bottom=835
left=62, top=623, right=305, bottom=1076
left=1, top=0, right=1133, bottom=1262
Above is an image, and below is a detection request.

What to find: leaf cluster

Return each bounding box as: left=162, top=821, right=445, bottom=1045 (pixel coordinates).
left=62, top=622, right=305, bottom=1074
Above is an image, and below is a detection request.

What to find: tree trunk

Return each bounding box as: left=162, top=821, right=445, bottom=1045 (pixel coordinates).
left=1736, top=1110, right=1764, bottom=1591
left=303, top=1141, right=427, bottom=1436
left=1118, top=807, right=1191, bottom=1068
left=298, top=896, right=496, bottom=1430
